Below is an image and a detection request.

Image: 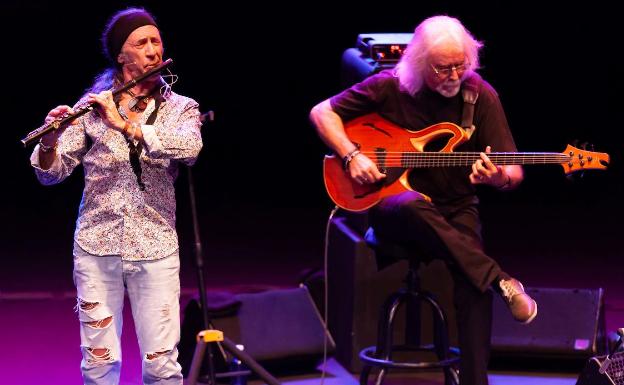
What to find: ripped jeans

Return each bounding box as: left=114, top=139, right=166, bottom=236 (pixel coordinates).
left=73, top=244, right=183, bottom=385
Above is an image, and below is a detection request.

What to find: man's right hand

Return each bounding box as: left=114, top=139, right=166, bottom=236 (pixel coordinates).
left=347, top=153, right=386, bottom=185
left=41, top=105, right=77, bottom=146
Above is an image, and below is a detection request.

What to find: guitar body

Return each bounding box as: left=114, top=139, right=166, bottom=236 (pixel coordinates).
left=323, top=113, right=470, bottom=212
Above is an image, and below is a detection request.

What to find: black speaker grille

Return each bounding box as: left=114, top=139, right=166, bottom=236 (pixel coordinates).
left=604, top=352, right=624, bottom=385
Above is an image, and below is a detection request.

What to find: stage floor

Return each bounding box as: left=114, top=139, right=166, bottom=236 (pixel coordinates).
left=1, top=207, right=622, bottom=385
left=0, top=291, right=598, bottom=385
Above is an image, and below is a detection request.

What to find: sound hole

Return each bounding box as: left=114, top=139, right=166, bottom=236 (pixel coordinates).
left=423, top=134, right=453, bottom=152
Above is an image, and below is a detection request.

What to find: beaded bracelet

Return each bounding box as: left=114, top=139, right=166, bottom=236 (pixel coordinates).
left=342, top=149, right=361, bottom=171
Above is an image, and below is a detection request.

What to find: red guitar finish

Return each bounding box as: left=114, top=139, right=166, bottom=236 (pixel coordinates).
left=323, top=113, right=609, bottom=212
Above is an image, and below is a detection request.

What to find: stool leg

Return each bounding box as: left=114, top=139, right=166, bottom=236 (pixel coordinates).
left=405, top=268, right=421, bottom=346
left=442, top=365, right=460, bottom=385
left=405, top=291, right=422, bottom=347
left=359, top=365, right=372, bottom=385
left=422, top=293, right=459, bottom=385
left=445, top=366, right=460, bottom=385
left=423, top=293, right=451, bottom=360
left=375, top=291, right=407, bottom=359
left=361, top=291, right=407, bottom=385
left=359, top=366, right=389, bottom=385
left=373, top=367, right=388, bottom=385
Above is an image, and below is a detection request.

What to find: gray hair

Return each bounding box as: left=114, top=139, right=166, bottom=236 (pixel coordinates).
left=395, top=15, right=483, bottom=95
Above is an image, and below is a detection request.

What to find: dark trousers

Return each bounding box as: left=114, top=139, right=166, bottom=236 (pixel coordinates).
left=369, top=191, right=500, bottom=385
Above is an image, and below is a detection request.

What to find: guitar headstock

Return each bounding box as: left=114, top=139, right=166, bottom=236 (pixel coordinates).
left=561, top=144, right=610, bottom=174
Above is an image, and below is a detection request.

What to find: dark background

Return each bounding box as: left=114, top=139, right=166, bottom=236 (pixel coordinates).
left=1, top=1, right=622, bottom=296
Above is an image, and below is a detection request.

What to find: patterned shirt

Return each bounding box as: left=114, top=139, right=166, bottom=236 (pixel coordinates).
left=31, top=91, right=203, bottom=261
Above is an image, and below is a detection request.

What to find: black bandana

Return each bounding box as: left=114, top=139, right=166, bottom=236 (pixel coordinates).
left=102, top=8, right=158, bottom=66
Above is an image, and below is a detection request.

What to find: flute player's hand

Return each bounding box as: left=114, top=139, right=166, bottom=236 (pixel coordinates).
left=87, top=90, right=126, bottom=132
left=40, top=105, right=78, bottom=146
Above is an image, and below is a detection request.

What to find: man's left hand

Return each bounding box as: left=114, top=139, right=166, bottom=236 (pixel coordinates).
left=87, top=90, right=126, bottom=132
left=469, top=145, right=509, bottom=187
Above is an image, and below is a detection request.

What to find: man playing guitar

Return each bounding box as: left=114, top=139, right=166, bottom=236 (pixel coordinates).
left=310, top=15, right=536, bottom=385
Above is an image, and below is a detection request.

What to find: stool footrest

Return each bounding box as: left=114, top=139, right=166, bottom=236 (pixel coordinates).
left=360, top=345, right=460, bottom=370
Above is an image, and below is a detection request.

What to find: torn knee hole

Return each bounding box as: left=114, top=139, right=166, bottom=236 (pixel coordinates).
left=86, top=347, right=112, bottom=362
left=86, top=316, right=113, bottom=329
left=146, top=350, right=171, bottom=360
left=78, top=299, right=99, bottom=311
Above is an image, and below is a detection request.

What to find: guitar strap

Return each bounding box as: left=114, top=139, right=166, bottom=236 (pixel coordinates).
left=460, top=72, right=482, bottom=139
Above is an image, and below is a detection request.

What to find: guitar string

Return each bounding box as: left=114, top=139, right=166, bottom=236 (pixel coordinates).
left=347, top=152, right=594, bottom=168
left=357, top=153, right=572, bottom=163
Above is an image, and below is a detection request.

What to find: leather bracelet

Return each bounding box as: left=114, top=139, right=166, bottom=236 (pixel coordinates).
left=342, top=149, right=361, bottom=171
left=38, top=139, right=56, bottom=153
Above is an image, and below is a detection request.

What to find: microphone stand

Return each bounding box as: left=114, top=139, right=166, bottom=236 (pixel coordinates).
left=187, top=111, right=281, bottom=385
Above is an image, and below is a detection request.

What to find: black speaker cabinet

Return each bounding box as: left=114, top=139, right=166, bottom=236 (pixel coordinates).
left=179, top=286, right=334, bottom=377
left=492, top=287, right=606, bottom=359
left=215, top=286, right=334, bottom=362
left=576, top=351, right=624, bottom=385
left=327, top=214, right=405, bottom=373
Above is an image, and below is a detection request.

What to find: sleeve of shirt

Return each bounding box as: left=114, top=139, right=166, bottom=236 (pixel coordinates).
left=143, top=98, right=203, bottom=166
left=329, top=72, right=388, bottom=121
left=30, top=118, right=88, bottom=185
left=474, top=81, right=518, bottom=152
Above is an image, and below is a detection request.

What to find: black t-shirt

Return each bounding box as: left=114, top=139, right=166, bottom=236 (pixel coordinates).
left=330, top=70, right=517, bottom=204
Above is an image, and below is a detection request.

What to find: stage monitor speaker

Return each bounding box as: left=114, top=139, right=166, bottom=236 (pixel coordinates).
left=576, top=351, right=624, bottom=385
left=179, top=286, right=334, bottom=376
left=492, top=287, right=606, bottom=359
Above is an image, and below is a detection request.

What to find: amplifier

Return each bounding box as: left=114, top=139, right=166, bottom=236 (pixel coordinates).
left=576, top=351, right=624, bottom=385
left=356, top=33, right=413, bottom=62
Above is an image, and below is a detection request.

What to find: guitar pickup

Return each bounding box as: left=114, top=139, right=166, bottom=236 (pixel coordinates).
left=374, top=147, right=387, bottom=173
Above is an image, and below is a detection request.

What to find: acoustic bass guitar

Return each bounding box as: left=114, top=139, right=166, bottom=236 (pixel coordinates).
left=323, top=113, right=610, bottom=212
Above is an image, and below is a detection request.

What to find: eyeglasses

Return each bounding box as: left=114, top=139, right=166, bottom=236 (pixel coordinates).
left=430, top=62, right=469, bottom=79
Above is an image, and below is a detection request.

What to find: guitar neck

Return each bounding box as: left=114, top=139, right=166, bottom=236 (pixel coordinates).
left=369, top=152, right=571, bottom=168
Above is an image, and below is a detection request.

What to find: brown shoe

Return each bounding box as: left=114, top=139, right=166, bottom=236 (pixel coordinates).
left=498, top=278, right=538, bottom=324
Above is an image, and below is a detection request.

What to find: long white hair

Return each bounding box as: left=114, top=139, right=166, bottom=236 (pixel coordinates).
left=396, top=15, right=483, bottom=95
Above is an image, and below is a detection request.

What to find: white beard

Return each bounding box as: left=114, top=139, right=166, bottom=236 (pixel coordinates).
left=436, top=78, right=461, bottom=98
